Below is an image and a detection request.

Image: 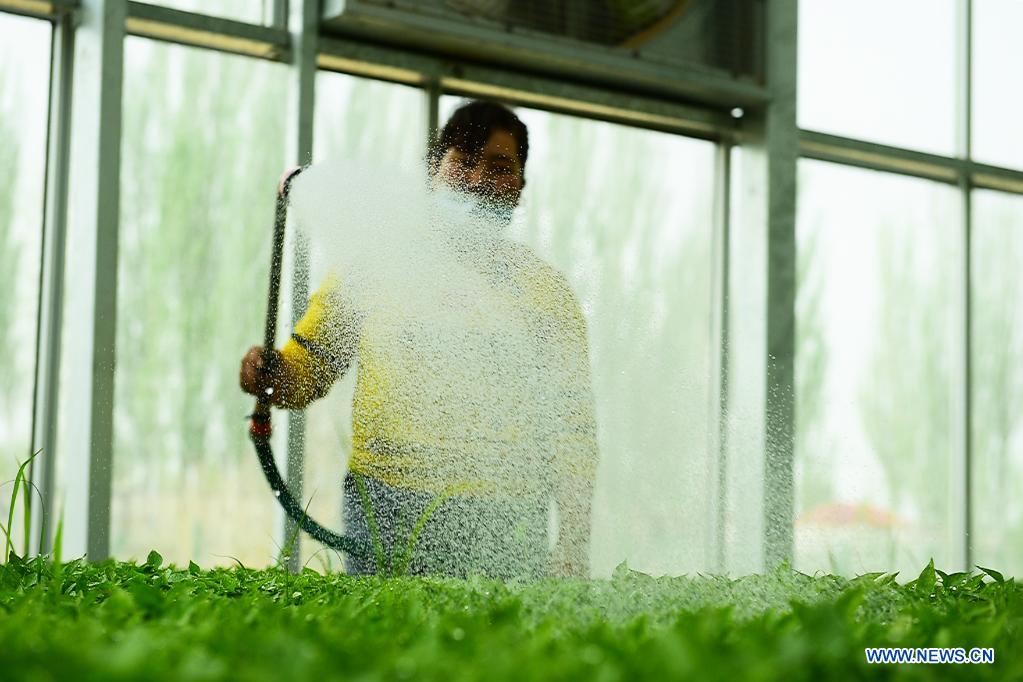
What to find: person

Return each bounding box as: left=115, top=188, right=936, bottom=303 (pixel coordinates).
left=240, top=100, right=598, bottom=579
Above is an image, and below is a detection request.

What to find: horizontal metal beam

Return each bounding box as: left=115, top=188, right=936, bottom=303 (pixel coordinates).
left=316, top=37, right=432, bottom=85
left=318, top=36, right=735, bottom=141
left=0, top=0, right=75, bottom=20
left=441, top=73, right=731, bottom=142
left=800, top=129, right=1023, bottom=195
left=972, top=164, right=1023, bottom=195
left=124, top=2, right=289, bottom=61
left=799, top=130, right=960, bottom=184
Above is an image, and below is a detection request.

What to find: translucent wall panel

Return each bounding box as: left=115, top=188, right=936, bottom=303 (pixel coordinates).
left=972, top=190, right=1023, bottom=577
left=115, top=38, right=287, bottom=567
left=723, top=145, right=767, bottom=577
left=155, top=0, right=272, bottom=24
left=795, top=160, right=961, bottom=577
left=973, top=0, right=1023, bottom=170
left=314, top=72, right=426, bottom=167
left=439, top=97, right=718, bottom=577
left=798, top=0, right=957, bottom=155
left=0, top=15, right=50, bottom=557
left=293, top=73, right=426, bottom=571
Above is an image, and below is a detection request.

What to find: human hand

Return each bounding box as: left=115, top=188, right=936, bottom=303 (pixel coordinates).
left=239, top=345, right=284, bottom=402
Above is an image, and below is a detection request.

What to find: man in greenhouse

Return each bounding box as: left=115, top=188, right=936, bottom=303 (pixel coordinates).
left=240, top=100, right=599, bottom=579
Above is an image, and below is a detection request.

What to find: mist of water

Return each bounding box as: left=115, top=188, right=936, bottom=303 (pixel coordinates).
left=287, top=159, right=596, bottom=580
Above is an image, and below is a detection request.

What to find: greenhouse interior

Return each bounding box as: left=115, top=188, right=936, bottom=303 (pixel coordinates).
left=0, top=0, right=1021, bottom=679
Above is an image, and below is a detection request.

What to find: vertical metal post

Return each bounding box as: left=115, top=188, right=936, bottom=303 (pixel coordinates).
left=956, top=0, right=973, bottom=573
left=28, top=8, right=75, bottom=557
left=709, top=141, right=732, bottom=574
left=272, top=0, right=288, bottom=30
left=425, top=76, right=440, bottom=154
left=761, top=0, right=798, bottom=570
left=281, top=0, right=317, bottom=573
left=58, top=0, right=126, bottom=561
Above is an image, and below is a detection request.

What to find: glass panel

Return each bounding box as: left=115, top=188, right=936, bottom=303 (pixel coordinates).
left=972, top=190, right=1023, bottom=577
left=798, top=0, right=957, bottom=155
left=973, top=0, right=1023, bottom=170
left=0, top=14, right=50, bottom=558
left=795, top=159, right=961, bottom=577
left=114, top=38, right=287, bottom=567
left=439, top=96, right=718, bottom=576
left=314, top=72, right=426, bottom=167
left=293, top=73, right=427, bottom=571
left=154, top=0, right=272, bottom=25
left=723, top=145, right=768, bottom=576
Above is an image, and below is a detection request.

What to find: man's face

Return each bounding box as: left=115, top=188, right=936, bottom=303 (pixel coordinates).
left=433, top=128, right=524, bottom=212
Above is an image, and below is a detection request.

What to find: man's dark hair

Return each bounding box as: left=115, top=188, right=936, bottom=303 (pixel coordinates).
left=428, top=100, right=529, bottom=181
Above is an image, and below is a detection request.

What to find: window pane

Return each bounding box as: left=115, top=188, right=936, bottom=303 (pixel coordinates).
left=795, top=159, right=961, bottom=576
left=440, top=97, right=719, bottom=576
left=115, top=38, right=287, bottom=567
left=972, top=190, right=1023, bottom=577
left=798, top=0, right=957, bottom=155
left=155, top=0, right=271, bottom=25
left=973, top=0, right=1023, bottom=170
left=314, top=72, right=426, bottom=166
left=0, top=14, right=50, bottom=557
left=293, top=73, right=427, bottom=571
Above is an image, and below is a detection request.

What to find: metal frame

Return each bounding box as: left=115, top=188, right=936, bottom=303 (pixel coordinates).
left=425, top=74, right=441, bottom=150
left=0, top=0, right=75, bottom=21
left=761, top=0, right=798, bottom=570
left=279, top=0, right=318, bottom=574
left=957, top=0, right=973, bottom=574
left=5, top=0, right=1022, bottom=572
left=28, top=7, right=74, bottom=556
left=124, top=2, right=289, bottom=60
left=53, top=0, right=125, bottom=560
left=800, top=131, right=1023, bottom=194
left=270, top=0, right=286, bottom=31
left=316, top=36, right=735, bottom=143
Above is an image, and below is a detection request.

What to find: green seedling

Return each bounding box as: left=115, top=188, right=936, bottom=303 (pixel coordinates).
left=0, top=558, right=1017, bottom=681
left=2, top=449, right=41, bottom=563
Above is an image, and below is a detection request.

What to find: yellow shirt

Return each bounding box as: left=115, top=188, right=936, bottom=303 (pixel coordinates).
left=278, top=238, right=599, bottom=500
